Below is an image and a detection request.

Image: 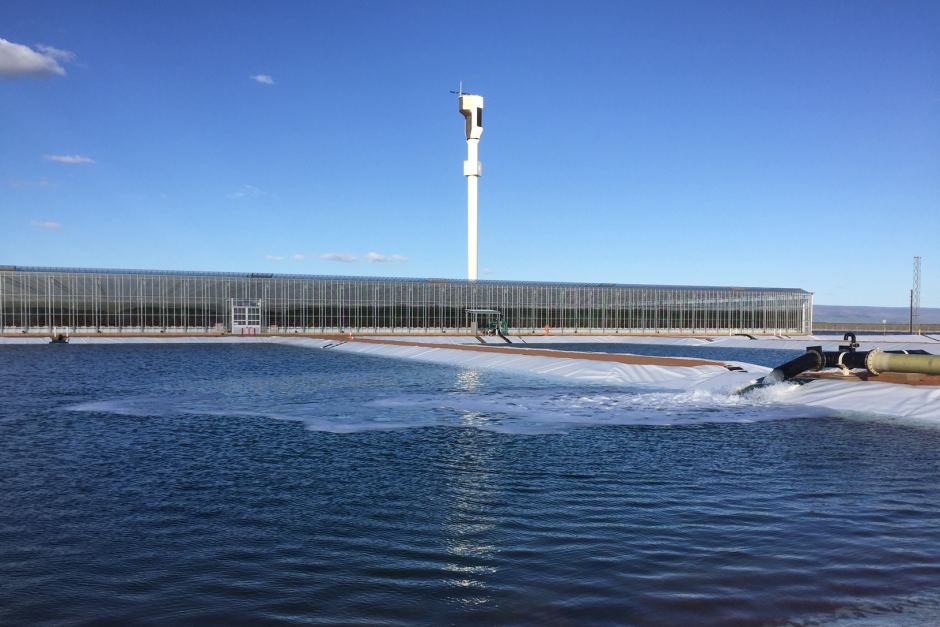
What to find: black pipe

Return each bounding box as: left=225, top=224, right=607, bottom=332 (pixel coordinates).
left=739, top=326, right=938, bottom=394
left=756, top=347, right=826, bottom=387
left=740, top=341, right=938, bottom=394
left=822, top=350, right=868, bottom=370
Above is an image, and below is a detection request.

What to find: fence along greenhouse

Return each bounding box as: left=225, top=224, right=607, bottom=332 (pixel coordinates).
left=0, top=266, right=812, bottom=335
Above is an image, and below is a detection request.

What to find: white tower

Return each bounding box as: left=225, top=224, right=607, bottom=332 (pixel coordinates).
left=459, top=93, right=484, bottom=281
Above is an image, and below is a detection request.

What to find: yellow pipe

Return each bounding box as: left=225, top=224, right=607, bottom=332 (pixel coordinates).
left=866, top=349, right=940, bottom=376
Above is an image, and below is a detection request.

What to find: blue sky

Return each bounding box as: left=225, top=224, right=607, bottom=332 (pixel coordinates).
left=1, top=0, right=938, bottom=307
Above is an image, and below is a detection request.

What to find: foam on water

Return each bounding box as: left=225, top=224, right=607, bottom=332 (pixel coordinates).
left=66, top=379, right=831, bottom=435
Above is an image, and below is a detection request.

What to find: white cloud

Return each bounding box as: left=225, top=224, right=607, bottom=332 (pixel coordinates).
left=31, top=220, right=61, bottom=230
left=366, top=252, right=408, bottom=263
left=250, top=74, right=274, bottom=85
left=44, top=154, right=94, bottom=165
left=227, top=184, right=268, bottom=199
left=291, top=254, right=305, bottom=262
left=265, top=255, right=285, bottom=262
left=0, top=38, right=74, bottom=78
left=320, top=253, right=358, bottom=263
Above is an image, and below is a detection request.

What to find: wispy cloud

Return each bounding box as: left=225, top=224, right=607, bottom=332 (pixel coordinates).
left=227, top=184, right=268, bottom=199
left=0, top=38, right=75, bottom=78
left=266, top=254, right=305, bottom=262
left=250, top=74, right=274, bottom=85
left=31, top=220, right=61, bottom=230
left=319, top=252, right=409, bottom=263
left=44, top=154, right=94, bottom=165
left=7, top=177, right=57, bottom=189
left=36, top=45, right=76, bottom=64
left=320, top=253, right=358, bottom=263
left=366, top=252, right=408, bottom=263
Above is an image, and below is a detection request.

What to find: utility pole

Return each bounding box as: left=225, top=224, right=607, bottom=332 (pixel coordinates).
left=911, top=256, right=921, bottom=334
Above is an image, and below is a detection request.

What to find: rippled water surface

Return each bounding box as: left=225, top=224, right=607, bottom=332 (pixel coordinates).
left=2, top=344, right=940, bottom=625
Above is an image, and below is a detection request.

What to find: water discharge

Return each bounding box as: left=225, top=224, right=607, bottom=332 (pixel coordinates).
left=67, top=378, right=829, bottom=435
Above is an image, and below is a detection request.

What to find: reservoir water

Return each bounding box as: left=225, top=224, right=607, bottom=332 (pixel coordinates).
left=2, top=344, right=940, bottom=625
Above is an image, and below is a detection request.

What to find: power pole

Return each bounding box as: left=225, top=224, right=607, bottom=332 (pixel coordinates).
left=911, top=256, right=921, bottom=334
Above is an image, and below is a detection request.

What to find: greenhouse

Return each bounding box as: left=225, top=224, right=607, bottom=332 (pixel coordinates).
left=0, top=265, right=812, bottom=335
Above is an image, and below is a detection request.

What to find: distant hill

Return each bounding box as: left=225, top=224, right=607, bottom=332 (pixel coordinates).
left=814, top=304, right=940, bottom=324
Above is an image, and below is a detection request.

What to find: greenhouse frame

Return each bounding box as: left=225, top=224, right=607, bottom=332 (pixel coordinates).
left=0, top=266, right=813, bottom=335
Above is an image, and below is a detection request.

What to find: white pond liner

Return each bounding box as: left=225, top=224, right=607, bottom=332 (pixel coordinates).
left=2, top=335, right=938, bottom=422
left=373, top=333, right=940, bottom=353
left=269, top=338, right=940, bottom=422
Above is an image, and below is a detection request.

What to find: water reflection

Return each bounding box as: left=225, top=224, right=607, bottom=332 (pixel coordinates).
left=441, top=427, right=500, bottom=610
left=456, top=369, right=483, bottom=392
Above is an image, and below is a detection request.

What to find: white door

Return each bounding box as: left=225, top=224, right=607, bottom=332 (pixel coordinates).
left=231, top=299, right=262, bottom=335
